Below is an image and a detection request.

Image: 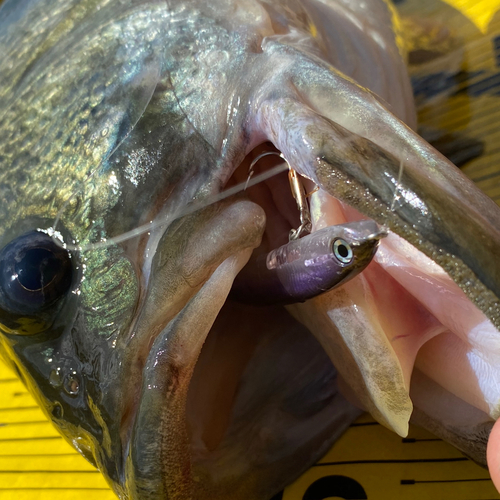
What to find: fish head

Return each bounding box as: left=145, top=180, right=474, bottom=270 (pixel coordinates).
left=0, top=1, right=361, bottom=498
left=1, top=0, right=500, bottom=499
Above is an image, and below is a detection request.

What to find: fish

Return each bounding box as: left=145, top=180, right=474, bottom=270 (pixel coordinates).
left=0, top=0, right=499, bottom=499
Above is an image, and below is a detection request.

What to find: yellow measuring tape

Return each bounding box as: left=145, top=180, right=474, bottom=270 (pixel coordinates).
left=442, top=0, right=500, bottom=33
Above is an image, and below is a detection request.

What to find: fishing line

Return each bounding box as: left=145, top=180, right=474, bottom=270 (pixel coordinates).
left=60, top=161, right=289, bottom=252
left=390, top=160, right=404, bottom=212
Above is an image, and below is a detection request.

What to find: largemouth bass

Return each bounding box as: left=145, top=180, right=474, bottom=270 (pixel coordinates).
left=0, top=0, right=499, bottom=498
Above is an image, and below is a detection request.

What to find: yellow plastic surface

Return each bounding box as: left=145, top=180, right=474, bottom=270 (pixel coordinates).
left=2, top=0, right=500, bottom=499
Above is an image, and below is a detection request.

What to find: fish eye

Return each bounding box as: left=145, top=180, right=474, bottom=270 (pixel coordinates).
left=0, top=231, right=73, bottom=315
left=332, top=238, right=353, bottom=264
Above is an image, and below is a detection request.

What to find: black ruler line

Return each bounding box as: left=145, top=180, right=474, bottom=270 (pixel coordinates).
left=420, top=89, right=500, bottom=133
left=315, top=458, right=469, bottom=466
left=0, top=436, right=61, bottom=442
left=0, top=406, right=39, bottom=412
left=0, top=420, right=49, bottom=426
left=401, top=478, right=491, bottom=484
left=0, top=487, right=110, bottom=491
left=471, top=168, right=500, bottom=183
left=0, top=453, right=78, bottom=457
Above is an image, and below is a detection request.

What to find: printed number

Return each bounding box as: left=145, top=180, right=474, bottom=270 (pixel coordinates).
left=302, top=475, right=367, bottom=500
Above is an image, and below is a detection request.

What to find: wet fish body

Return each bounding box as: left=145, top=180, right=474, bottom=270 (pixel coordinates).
left=0, top=0, right=499, bottom=499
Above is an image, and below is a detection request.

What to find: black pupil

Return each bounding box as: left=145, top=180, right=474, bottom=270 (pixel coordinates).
left=337, top=244, right=349, bottom=258
left=16, top=248, right=59, bottom=291
left=0, top=230, right=74, bottom=315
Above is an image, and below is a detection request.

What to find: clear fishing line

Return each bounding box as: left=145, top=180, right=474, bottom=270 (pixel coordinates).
left=58, top=161, right=289, bottom=252
left=390, top=160, right=404, bottom=212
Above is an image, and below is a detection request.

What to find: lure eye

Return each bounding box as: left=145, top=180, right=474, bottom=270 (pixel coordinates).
left=332, top=238, right=353, bottom=265
left=0, top=231, right=73, bottom=314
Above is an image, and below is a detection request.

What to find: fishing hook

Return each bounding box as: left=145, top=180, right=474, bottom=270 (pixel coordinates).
left=245, top=150, right=316, bottom=240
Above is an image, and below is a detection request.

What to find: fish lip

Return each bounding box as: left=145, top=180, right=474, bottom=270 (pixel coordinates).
left=123, top=250, right=255, bottom=498
left=116, top=197, right=266, bottom=479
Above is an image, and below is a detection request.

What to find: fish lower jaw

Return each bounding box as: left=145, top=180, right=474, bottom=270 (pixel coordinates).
left=293, top=186, right=500, bottom=439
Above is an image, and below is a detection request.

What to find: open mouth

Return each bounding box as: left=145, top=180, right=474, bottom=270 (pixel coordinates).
left=122, top=140, right=499, bottom=499
left=229, top=142, right=499, bottom=430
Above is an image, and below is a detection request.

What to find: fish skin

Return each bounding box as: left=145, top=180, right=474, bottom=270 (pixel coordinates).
left=0, top=0, right=499, bottom=499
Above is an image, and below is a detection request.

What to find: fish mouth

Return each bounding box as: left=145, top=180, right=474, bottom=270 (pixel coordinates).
left=120, top=149, right=360, bottom=499
left=120, top=135, right=499, bottom=499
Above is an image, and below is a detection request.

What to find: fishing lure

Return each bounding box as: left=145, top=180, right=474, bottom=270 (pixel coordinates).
left=232, top=220, right=385, bottom=305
